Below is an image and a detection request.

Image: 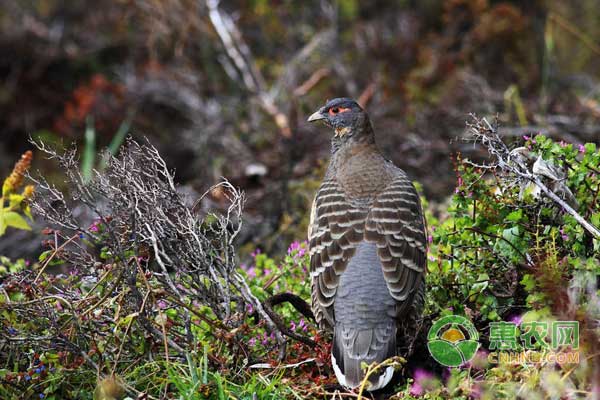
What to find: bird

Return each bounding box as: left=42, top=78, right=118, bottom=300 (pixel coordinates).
left=306, top=98, right=427, bottom=391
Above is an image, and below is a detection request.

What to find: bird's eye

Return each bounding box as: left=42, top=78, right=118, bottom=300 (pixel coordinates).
left=329, top=107, right=339, bottom=115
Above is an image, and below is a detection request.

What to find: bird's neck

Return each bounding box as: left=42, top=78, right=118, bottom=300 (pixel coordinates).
left=331, top=123, right=376, bottom=155
left=330, top=125, right=381, bottom=175
left=329, top=131, right=388, bottom=202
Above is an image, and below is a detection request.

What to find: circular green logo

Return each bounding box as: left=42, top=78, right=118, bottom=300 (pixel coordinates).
left=427, top=315, right=480, bottom=367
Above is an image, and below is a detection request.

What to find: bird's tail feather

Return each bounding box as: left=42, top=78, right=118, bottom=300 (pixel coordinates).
left=331, top=324, right=396, bottom=390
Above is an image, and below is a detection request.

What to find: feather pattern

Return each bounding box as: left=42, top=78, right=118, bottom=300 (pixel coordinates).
left=309, top=178, right=367, bottom=330
left=309, top=161, right=426, bottom=330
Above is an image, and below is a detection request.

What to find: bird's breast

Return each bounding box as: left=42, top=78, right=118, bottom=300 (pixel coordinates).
left=336, top=158, right=390, bottom=203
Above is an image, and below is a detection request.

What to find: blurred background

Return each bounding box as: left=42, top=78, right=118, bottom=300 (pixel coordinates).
left=1, top=0, right=599, bottom=259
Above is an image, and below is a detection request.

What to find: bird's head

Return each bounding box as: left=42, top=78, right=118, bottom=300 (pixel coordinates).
left=307, top=98, right=373, bottom=145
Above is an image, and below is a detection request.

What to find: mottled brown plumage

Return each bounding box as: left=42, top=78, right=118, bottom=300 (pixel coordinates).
left=307, top=98, right=426, bottom=390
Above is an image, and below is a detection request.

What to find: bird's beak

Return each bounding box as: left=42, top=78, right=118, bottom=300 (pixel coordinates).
left=307, top=109, right=326, bottom=122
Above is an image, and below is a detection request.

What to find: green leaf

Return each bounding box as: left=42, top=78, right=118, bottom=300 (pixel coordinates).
left=118, top=312, right=139, bottom=327
left=520, top=274, right=536, bottom=291
left=502, top=226, right=520, bottom=244
left=82, top=116, right=96, bottom=184
left=39, top=250, right=52, bottom=263
left=584, top=143, right=596, bottom=154
left=591, top=213, right=600, bottom=228
left=487, top=310, right=499, bottom=320
left=108, top=109, right=134, bottom=156
left=506, top=209, right=523, bottom=223
left=3, top=211, right=31, bottom=231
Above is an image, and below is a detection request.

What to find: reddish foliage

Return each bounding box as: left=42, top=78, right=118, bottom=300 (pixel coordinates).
left=54, top=74, right=126, bottom=138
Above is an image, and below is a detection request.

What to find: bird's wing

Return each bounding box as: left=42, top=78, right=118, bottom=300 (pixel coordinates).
left=308, top=178, right=367, bottom=330
left=365, top=170, right=427, bottom=314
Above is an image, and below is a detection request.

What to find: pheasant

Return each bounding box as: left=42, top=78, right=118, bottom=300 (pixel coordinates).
left=307, top=98, right=427, bottom=390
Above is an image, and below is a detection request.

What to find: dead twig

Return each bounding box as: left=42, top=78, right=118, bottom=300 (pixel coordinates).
left=206, top=0, right=291, bottom=138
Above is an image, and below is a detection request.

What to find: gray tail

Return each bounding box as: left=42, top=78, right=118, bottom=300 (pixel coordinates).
left=331, top=324, right=396, bottom=390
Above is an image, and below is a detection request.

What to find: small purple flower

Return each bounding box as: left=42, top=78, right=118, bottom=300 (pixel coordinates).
left=470, top=383, right=482, bottom=399
left=25, top=375, right=31, bottom=381
left=414, top=369, right=434, bottom=381
left=246, top=303, right=254, bottom=314
left=299, top=318, right=307, bottom=332
left=578, top=144, right=586, bottom=154
left=248, top=337, right=256, bottom=347
left=157, top=300, right=167, bottom=310
left=522, top=135, right=530, bottom=141
left=261, top=333, right=268, bottom=346
left=7, top=327, right=17, bottom=335
left=25, top=260, right=31, bottom=267
left=410, top=382, right=423, bottom=396
left=410, top=368, right=434, bottom=396
left=428, top=235, right=433, bottom=244
left=290, top=320, right=297, bottom=331
left=559, top=140, right=567, bottom=148
left=246, top=267, right=256, bottom=278
left=39, top=394, right=45, bottom=399
left=34, top=368, right=41, bottom=374
left=89, top=223, right=99, bottom=232
left=251, top=248, right=261, bottom=258
left=287, top=241, right=301, bottom=255
left=78, top=233, right=85, bottom=239
left=288, top=240, right=308, bottom=258
left=560, top=227, right=569, bottom=241
left=509, top=314, right=522, bottom=326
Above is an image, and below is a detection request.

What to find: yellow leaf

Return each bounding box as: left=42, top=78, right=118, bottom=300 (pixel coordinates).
left=8, top=194, right=24, bottom=209
left=0, top=209, right=6, bottom=236
left=3, top=211, right=31, bottom=231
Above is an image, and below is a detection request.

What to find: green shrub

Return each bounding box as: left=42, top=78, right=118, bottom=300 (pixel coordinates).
left=418, top=121, right=599, bottom=398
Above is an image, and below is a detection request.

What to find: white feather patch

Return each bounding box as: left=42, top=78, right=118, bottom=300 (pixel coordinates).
left=331, top=354, right=395, bottom=391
